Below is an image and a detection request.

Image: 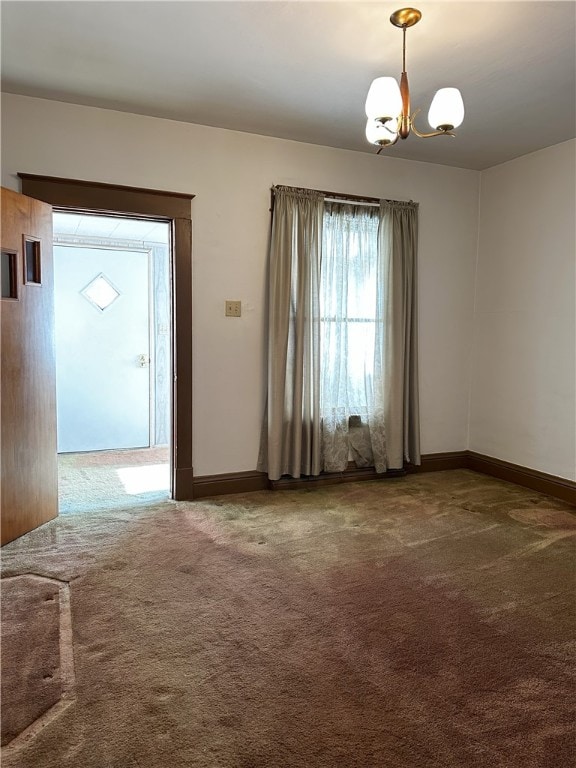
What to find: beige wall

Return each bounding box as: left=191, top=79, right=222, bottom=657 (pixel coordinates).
left=469, top=139, right=576, bottom=480
left=2, top=93, right=480, bottom=475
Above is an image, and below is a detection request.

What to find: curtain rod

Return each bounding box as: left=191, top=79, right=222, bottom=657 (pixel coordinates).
left=312, top=187, right=381, bottom=204
left=271, top=185, right=414, bottom=207
left=324, top=197, right=379, bottom=207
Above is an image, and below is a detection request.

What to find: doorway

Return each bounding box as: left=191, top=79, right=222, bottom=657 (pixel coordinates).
left=53, top=211, right=172, bottom=512
left=19, top=173, right=194, bottom=501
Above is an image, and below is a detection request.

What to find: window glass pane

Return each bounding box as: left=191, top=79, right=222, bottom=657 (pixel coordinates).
left=81, top=273, right=121, bottom=312
left=320, top=205, right=380, bottom=415
left=24, top=238, right=41, bottom=284
left=1, top=250, right=17, bottom=298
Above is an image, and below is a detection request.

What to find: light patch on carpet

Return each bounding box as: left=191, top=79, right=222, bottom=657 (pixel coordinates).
left=116, top=464, right=170, bottom=495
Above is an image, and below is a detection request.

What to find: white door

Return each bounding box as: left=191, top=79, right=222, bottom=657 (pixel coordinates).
left=54, top=245, right=151, bottom=452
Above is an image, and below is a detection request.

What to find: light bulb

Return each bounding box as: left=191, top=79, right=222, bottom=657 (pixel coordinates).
left=428, top=87, right=464, bottom=131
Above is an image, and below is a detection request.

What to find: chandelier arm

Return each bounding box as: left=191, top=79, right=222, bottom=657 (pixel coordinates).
left=410, top=120, right=455, bottom=139
left=409, top=108, right=455, bottom=138
left=376, top=133, right=400, bottom=154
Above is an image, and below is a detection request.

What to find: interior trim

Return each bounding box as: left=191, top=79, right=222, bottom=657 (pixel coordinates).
left=19, top=173, right=195, bottom=501
left=269, top=465, right=406, bottom=491
left=409, top=451, right=468, bottom=473
left=466, top=451, right=576, bottom=506
left=19, top=173, right=194, bottom=214
left=192, top=471, right=269, bottom=499
left=192, top=451, right=576, bottom=505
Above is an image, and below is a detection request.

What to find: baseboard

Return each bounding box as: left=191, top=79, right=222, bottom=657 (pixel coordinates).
left=191, top=465, right=406, bottom=496
left=408, top=451, right=468, bottom=473
left=269, top=465, right=406, bottom=491
left=173, top=466, right=195, bottom=500
left=466, top=451, right=576, bottom=506
left=190, top=452, right=576, bottom=506
left=192, top=470, right=268, bottom=499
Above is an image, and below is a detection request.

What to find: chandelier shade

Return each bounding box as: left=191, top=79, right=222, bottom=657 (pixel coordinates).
left=365, top=118, right=398, bottom=146
left=428, top=87, right=465, bottom=131
left=365, top=8, right=464, bottom=153
left=365, top=77, right=402, bottom=122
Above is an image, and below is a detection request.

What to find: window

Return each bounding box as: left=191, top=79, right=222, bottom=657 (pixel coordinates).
left=319, top=202, right=383, bottom=470
left=1, top=250, right=18, bottom=299
left=23, top=236, right=42, bottom=284
left=259, top=185, right=419, bottom=481
left=320, top=203, right=380, bottom=422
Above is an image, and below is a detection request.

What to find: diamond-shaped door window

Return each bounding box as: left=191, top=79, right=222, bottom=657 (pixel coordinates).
left=81, top=273, right=121, bottom=312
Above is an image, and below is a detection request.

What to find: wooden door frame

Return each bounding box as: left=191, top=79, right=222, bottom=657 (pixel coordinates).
left=19, top=173, right=194, bottom=500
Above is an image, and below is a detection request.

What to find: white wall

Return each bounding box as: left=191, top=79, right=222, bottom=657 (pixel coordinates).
left=470, top=140, right=576, bottom=480
left=1, top=94, right=480, bottom=476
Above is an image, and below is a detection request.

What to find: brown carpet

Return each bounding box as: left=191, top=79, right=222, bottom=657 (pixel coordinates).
left=61, top=447, right=170, bottom=468
left=1, top=470, right=575, bottom=767
left=1, top=576, right=63, bottom=746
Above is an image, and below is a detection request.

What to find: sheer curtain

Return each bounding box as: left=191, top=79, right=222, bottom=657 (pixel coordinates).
left=259, top=187, right=420, bottom=480
left=320, top=203, right=388, bottom=472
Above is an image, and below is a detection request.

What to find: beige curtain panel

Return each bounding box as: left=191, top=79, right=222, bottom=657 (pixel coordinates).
left=258, top=187, right=420, bottom=481
left=258, top=186, right=324, bottom=480
left=380, top=200, right=421, bottom=469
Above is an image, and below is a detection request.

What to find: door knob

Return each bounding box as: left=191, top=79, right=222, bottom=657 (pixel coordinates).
left=138, top=354, right=150, bottom=368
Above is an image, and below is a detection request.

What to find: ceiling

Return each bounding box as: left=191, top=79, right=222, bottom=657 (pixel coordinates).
left=2, top=1, right=575, bottom=170
left=52, top=212, right=170, bottom=243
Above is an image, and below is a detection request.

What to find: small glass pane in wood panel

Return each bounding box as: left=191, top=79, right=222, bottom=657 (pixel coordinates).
left=1, top=250, right=18, bottom=299
left=24, top=237, right=41, bottom=284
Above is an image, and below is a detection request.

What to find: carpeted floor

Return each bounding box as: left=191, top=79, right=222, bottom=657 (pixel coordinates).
left=1, top=470, right=575, bottom=767
left=58, top=447, right=171, bottom=514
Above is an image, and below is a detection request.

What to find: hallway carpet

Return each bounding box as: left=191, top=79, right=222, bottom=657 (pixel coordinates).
left=1, top=470, right=575, bottom=767
left=57, top=447, right=170, bottom=515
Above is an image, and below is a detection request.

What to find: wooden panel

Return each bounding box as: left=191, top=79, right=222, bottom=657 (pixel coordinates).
left=18, top=174, right=193, bottom=219
left=172, top=217, right=193, bottom=499
left=1, top=187, right=58, bottom=545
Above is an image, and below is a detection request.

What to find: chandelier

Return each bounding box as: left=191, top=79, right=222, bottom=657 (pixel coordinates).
left=365, top=8, right=464, bottom=152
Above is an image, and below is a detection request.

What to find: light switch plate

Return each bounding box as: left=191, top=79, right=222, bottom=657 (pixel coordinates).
left=225, top=300, right=241, bottom=317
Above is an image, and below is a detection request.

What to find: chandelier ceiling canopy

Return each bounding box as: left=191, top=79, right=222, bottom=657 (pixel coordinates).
left=365, top=8, right=465, bottom=153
